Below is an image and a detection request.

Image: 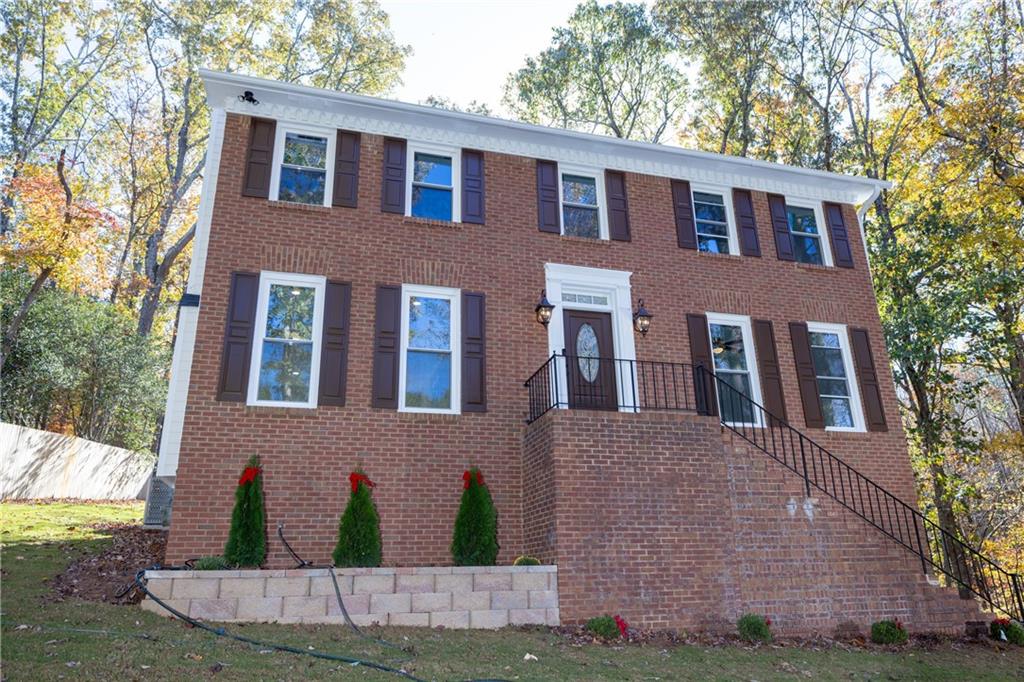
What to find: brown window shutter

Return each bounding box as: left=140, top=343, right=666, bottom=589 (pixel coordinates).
left=671, top=179, right=697, bottom=249
left=605, top=170, right=631, bottom=241
left=536, top=159, right=560, bottom=233
left=767, top=193, right=796, bottom=261
left=332, top=131, right=360, bottom=208
left=371, top=285, right=401, bottom=408
left=461, top=291, right=486, bottom=412
left=686, top=313, right=718, bottom=417
left=850, top=327, right=888, bottom=431
left=217, top=272, right=260, bottom=401
left=381, top=138, right=406, bottom=214
left=789, top=322, right=824, bottom=428
left=732, top=189, right=762, bottom=257
left=461, top=149, right=485, bottom=224
left=753, top=319, right=787, bottom=425
left=242, top=118, right=276, bottom=198
left=318, top=281, right=352, bottom=406
left=823, top=202, right=855, bottom=268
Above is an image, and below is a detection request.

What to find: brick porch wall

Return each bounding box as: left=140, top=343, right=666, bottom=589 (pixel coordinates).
left=526, top=409, right=978, bottom=634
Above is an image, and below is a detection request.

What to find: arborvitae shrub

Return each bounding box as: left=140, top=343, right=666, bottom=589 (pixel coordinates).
left=333, top=472, right=382, bottom=568
left=586, top=615, right=619, bottom=639
left=737, top=613, right=772, bottom=643
left=223, top=455, right=266, bottom=567
left=870, top=619, right=909, bottom=645
left=450, top=468, right=499, bottom=566
left=513, top=555, right=541, bottom=566
left=193, top=556, right=232, bottom=570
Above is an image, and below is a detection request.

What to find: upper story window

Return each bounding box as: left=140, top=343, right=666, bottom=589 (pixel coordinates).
left=248, top=272, right=326, bottom=408
left=707, top=312, right=762, bottom=427
left=692, top=186, right=739, bottom=254
left=407, top=144, right=461, bottom=222
left=807, top=322, right=864, bottom=431
left=786, top=202, right=832, bottom=266
left=399, top=284, right=461, bottom=413
left=269, top=125, right=337, bottom=207
left=559, top=167, right=607, bottom=239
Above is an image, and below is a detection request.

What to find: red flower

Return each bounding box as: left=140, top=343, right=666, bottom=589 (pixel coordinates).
left=765, top=617, right=772, bottom=627
left=238, top=466, right=261, bottom=486
left=613, top=615, right=629, bottom=637
left=462, top=469, right=485, bottom=489
left=349, top=471, right=375, bottom=493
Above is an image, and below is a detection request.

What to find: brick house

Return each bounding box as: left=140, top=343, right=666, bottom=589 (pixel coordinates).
left=153, top=69, right=997, bottom=633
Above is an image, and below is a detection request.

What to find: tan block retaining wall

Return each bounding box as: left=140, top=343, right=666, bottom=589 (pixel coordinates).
left=140, top=566, right=558, bottom=629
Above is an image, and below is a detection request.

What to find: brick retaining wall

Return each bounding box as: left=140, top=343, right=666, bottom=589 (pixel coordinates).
left=140, top=565, right=558, bottom=628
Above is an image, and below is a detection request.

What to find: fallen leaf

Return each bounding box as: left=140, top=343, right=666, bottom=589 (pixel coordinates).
left=523, top=653, right=538, bottom=661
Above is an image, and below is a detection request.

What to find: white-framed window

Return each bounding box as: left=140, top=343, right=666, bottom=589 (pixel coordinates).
left=247, top=272, right=326, bottom=408
left=785, top=199, right=832, bottom=266
left=692, top=184, right=739, bottom=254
left=559, top=165, right=607, bottom=239
left=268, top=124, right=337, bottom=206
left=406, top=143, right=461, bottom=222
left=706, top=312, right=763, bottom=427
left=398, top=284, right=461, bottom=413
left=807, top=322, right=865, bottom=431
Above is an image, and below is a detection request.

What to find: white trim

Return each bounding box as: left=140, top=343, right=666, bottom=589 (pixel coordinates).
left=246, top=272, right=327, bottom=409
left=155, top=108, right=228, bottom=483
left=557, top=164, right=607, bottom=240
left=806, top=321, right=866, bottom=432
left=268, top=122, right=337, bottom=207
left=201, top=69, right=889, bottom=207
left=784, top=197, right=833, bottom=267
left=706, top=312, right=764, bottom=428
left=691, top=182, right=740, bottom=255
left=405, top=142, right=462, bottom=222
left=544, top=263, right=636, bottom=411
left=398, top=284, right=462, bottom=414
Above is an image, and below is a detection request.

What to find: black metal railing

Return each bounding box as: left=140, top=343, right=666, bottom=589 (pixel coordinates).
left=696, top=364, right=1024, bottom=622
left=524, top=353, right=698, bottom=423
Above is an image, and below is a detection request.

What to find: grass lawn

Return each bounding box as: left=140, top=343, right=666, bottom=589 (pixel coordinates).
left=2, top=501, right=1023, bottom=681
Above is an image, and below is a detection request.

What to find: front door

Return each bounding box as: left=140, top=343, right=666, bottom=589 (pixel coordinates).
left=563, top=309, right=617, bottom=411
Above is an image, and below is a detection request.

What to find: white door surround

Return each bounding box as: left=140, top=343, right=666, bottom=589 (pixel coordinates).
left=543, top=263, right=638, bottom=411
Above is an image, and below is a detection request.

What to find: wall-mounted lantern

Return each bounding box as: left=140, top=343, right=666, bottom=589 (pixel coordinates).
left=534, top=290, right=555, bottom=327
left=633, top=298, right=653, bottom=337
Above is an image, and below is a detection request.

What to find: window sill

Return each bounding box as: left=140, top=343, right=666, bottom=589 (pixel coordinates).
left=558, top=234, right=613, bottom=246
left=790, top=261, right=836, bottom=272
left=264, top=199, right=333, bottom=213
left=244, top=405, right=322, bottom=418
left=401, top=215, right=465, bottom=229
left=697, top=250, right=743, bottom=260
left=397, top=411, right=460, bottom=423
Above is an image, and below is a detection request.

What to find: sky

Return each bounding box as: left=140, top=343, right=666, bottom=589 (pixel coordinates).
left=377, top=0, right=587, bottom=114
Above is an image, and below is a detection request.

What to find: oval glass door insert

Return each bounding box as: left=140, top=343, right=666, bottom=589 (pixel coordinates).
left=575, top=323, right=600, bottom=382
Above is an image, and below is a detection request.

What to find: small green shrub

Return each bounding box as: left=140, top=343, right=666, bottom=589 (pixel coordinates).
left=451, top=468, right=499, bottom=566
left=193, top=556, right=232, bottom=570
left=990, top=618, right=1024, bottom=645
left=737, top=613, right=772, bottom=643
left=223, top=455, right=266, bottom=568
left=870, top=619, right=909, bottom=645
left=513, top=555, right=541, bottom=566
left=586, top=615, right=620, bottom=639
left=333, top=471, right=382, bottom=568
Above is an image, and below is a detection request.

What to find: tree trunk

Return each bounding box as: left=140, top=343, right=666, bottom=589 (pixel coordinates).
left=0, top=267, right=52, bottom=372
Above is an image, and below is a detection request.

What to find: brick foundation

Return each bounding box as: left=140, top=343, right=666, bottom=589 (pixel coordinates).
left=140, top=566, right=559, bottom=628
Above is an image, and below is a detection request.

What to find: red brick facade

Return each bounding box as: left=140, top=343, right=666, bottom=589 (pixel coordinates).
left=165, top=112, right=974, bottom=632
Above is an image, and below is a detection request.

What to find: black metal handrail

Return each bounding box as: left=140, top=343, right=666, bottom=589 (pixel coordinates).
left=524, top=353, right=698, bottom=423
left=695, top=364, right=1024, bottom=622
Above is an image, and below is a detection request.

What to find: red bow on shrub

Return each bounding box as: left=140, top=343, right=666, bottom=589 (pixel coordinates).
left=238, top=466, right=261, bottom=486
left=614, top=615, right=629, bottom=637
left=462, top=469, right=485, bottom=489
left=349, top=472, right=375, bottom=493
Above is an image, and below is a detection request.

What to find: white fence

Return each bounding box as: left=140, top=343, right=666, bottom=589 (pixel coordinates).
left=0, top=422, right=152, bottom=500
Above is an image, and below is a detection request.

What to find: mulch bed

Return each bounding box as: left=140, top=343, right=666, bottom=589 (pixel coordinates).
left=49, top=522, right=167, bottom=605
